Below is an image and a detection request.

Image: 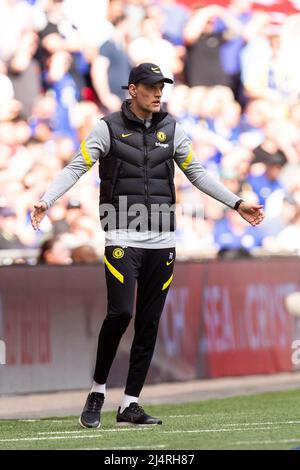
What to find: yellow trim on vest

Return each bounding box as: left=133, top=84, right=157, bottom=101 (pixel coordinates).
left=181, top=144, right=193, bottom=171
left=104, top=256, right=124, bottom=283
left=81, top=140, right=92, bottom=169
left=162, top=274, right=173, bottom=291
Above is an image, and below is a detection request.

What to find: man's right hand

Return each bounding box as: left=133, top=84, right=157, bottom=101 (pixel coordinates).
left=30, top=201, right=48, bottom=231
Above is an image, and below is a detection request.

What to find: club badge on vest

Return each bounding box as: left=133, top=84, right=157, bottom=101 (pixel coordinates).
left=157, top=131, right=166, bottom=142
left=155, top=131, right=169, bottom=148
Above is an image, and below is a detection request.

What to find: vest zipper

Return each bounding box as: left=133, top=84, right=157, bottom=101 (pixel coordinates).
left=143, top=131, right=149, bottom=207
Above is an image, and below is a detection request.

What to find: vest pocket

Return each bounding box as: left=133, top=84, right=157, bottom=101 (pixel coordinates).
left=166, top=160, right=176, bottom=204
left=110, top=160, right=122, bottom=201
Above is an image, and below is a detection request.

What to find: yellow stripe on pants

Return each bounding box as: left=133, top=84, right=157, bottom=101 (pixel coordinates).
left=162, top=274, right=173, bottom=291
left=104, top=256, right=124, bottom=283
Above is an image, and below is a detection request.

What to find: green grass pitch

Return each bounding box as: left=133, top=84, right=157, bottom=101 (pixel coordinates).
left=0, top=389, right=300, bottom=450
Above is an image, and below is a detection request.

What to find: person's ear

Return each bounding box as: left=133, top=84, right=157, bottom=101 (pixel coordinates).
left=129, top=84, right=137, bottom=98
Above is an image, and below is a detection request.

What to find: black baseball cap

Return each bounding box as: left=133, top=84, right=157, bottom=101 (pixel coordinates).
left=121, top=63, right=173, bottom=90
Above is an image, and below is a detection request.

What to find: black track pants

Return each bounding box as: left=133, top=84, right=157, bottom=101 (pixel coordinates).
left=93, top=245, right=175, bottom=397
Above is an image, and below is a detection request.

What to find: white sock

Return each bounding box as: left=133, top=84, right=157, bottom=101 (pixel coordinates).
left=90, top=381, right=106, bottom=396
left=120, top=394, right=138, bottom=413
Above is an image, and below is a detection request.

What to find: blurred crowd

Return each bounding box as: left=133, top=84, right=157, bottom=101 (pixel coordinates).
left=1, top=0, right=300, bottom=264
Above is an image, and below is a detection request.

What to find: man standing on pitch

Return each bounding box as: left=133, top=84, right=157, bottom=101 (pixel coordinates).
left=31, top=63, right=264, bottom=428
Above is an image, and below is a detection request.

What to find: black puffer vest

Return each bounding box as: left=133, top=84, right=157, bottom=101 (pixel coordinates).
left=99, top=100, right=176, bottom=232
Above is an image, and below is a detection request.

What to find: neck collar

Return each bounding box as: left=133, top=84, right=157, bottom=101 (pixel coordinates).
left=121, top=100, right=168, bottom=127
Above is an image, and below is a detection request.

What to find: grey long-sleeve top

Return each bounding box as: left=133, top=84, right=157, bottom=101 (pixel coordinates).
left=42, top=119, right=240, bottom=248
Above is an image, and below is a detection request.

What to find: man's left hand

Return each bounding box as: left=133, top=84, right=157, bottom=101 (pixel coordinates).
left=237, top=202, right=265, bottom=226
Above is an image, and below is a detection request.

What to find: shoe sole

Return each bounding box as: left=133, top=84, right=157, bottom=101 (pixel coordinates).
left=78, top=417, right=101, bottom=429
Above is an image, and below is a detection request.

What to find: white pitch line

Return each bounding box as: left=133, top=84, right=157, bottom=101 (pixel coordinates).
left=37, top=425, right=281, bottom=437
left=19, top=420, right=65, bottom=423
left=0, top=435, right=110, bottom=443
left=162, top=426, right=281, bottom=433
left=80, top=445, right=167, bottom=450
left=168, top=416, right=300, bottom=426
left=18, top=420, right=39, bottom=423
left=39, top=422, right=297, bottom=437
left=38, top=428, right=154, bottom=435
left=0, top=425, right=289, bottom=443
left=209, top=421, right=300, bottom=427
left=231, top=438, right=300, bottom=446
left=0, top=433, right=154, bottom=443
left=0, top=427, right=154, bottom=443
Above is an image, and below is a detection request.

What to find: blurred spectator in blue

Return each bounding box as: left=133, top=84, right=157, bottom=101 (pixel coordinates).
left=239, top=98, right=269, bottom=149
left=155, top=0, right=189, bottom=46
left=37, top=0, right=89, bottom=93
left=91, top=15, right=132, bottom=112
left=46, top=50, right=80, bottom=143
left=28, top=94, right=56, bottom=142
left=240, top=12, right=287, bottom=101
left=214, top=207, right=265, bottom=252
left=247, top=151, right=287, bottom=206
left=214, top=0, right=253, bottom=103
left=210, top=100, right=242, bottom=144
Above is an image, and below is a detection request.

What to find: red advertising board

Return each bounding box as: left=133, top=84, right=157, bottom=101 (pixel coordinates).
left=0, top=259, right=300, bottom=394
left=178, top=0, right=300, bottom=14
left=161, top=259, right=300, bottom=379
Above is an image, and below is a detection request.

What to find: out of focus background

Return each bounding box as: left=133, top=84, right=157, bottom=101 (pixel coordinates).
left=2, top=0, right=300, bottom=264
left=1, top=0, right=300, bottom=400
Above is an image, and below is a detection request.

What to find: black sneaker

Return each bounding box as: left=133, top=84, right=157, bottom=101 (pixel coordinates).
left=79, top=392, right=105, bottom=429
left=116, top=403, right=162, bottom=426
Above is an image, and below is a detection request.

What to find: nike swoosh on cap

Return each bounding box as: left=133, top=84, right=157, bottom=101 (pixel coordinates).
left=121, top=133, right=133, bottom=138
